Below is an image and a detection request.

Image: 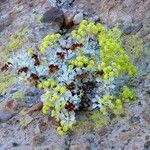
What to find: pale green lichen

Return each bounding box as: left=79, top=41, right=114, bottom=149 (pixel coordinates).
left=74, top=111, right=110, bottom=132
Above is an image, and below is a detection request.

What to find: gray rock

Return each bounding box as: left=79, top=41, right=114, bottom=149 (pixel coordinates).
left=9, top=89, right=18, bottom=94
left=46, top=0, right=56, bottom=7
left=24, top=88, right=42, bottom=107
left=24, top=97, right=40, bottom=107
left=0, top=111, right=14, bottom=123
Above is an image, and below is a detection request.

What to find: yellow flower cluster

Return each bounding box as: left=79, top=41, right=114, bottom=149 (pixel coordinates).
left=100, top=95, right=123, bottom=115
left=40, top=79, right=74, bottom=135
left=72, top=20, right=137, bottom=82
left=42, top=81, right=66, bottom=111
left=100, top=95, right=112, bottom=115
left=8, top=38, right=23, bottom=50
left=71, top=20, right=137, bottom=83
left=113, top=99, right=123, bottom=114
left=72, top=20, right=105, bottom=42
left=119, top=86, right=136, bottom=102
left=38, top=79, right=57, bottom=89
left=98, top=31, right=137, bottom=81
left=68, top=55, right=95, bottom=69
left=57, top=121, right=73, bottom=136
left=39, top=33, right=61, bottom=52
left=42, top=85, right=67, bottom=114
left=100, top=95, right=112, bottom=104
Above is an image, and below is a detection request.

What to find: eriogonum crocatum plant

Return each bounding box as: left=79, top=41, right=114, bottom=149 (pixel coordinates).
left=8, top=20, right=137, bottom=135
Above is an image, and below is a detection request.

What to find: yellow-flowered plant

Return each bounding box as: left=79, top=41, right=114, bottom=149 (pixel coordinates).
left=38, top=79, right=74, bottom=135
left=9, top=20, right=138, bottom=135
left=40, top=20, right=137, bottom=134
left=68, top=55, right=95, bottom=69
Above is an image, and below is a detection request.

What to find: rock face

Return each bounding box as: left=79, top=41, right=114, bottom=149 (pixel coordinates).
left=0, top=0, right=150, bottom=149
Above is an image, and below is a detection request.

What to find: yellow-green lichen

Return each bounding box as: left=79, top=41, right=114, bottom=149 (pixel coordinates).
left=0, top=27, right=28, bottom=62
left=122, top=34, right=144, bottom=60
left=12, top=91, right=25, bottom=101
left=0, top=72, right=16, bottom=95
left=107, top=25, right=122, bottom=43
left=73, top=111, right=110, bottom=132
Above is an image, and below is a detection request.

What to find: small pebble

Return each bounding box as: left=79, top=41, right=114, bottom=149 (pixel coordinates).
left=73, top=12, right=83, bottom=25
left=12, top=142, right=19, bottom=147
left=32, top=134, right=45, bottom=146
left=0, top=111, right=14, bottom=123
left=64, top=9, right=76, bottom=28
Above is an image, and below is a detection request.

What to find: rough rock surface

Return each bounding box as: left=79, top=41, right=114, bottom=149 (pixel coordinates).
left=0, top=0, right=150, bottom=149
